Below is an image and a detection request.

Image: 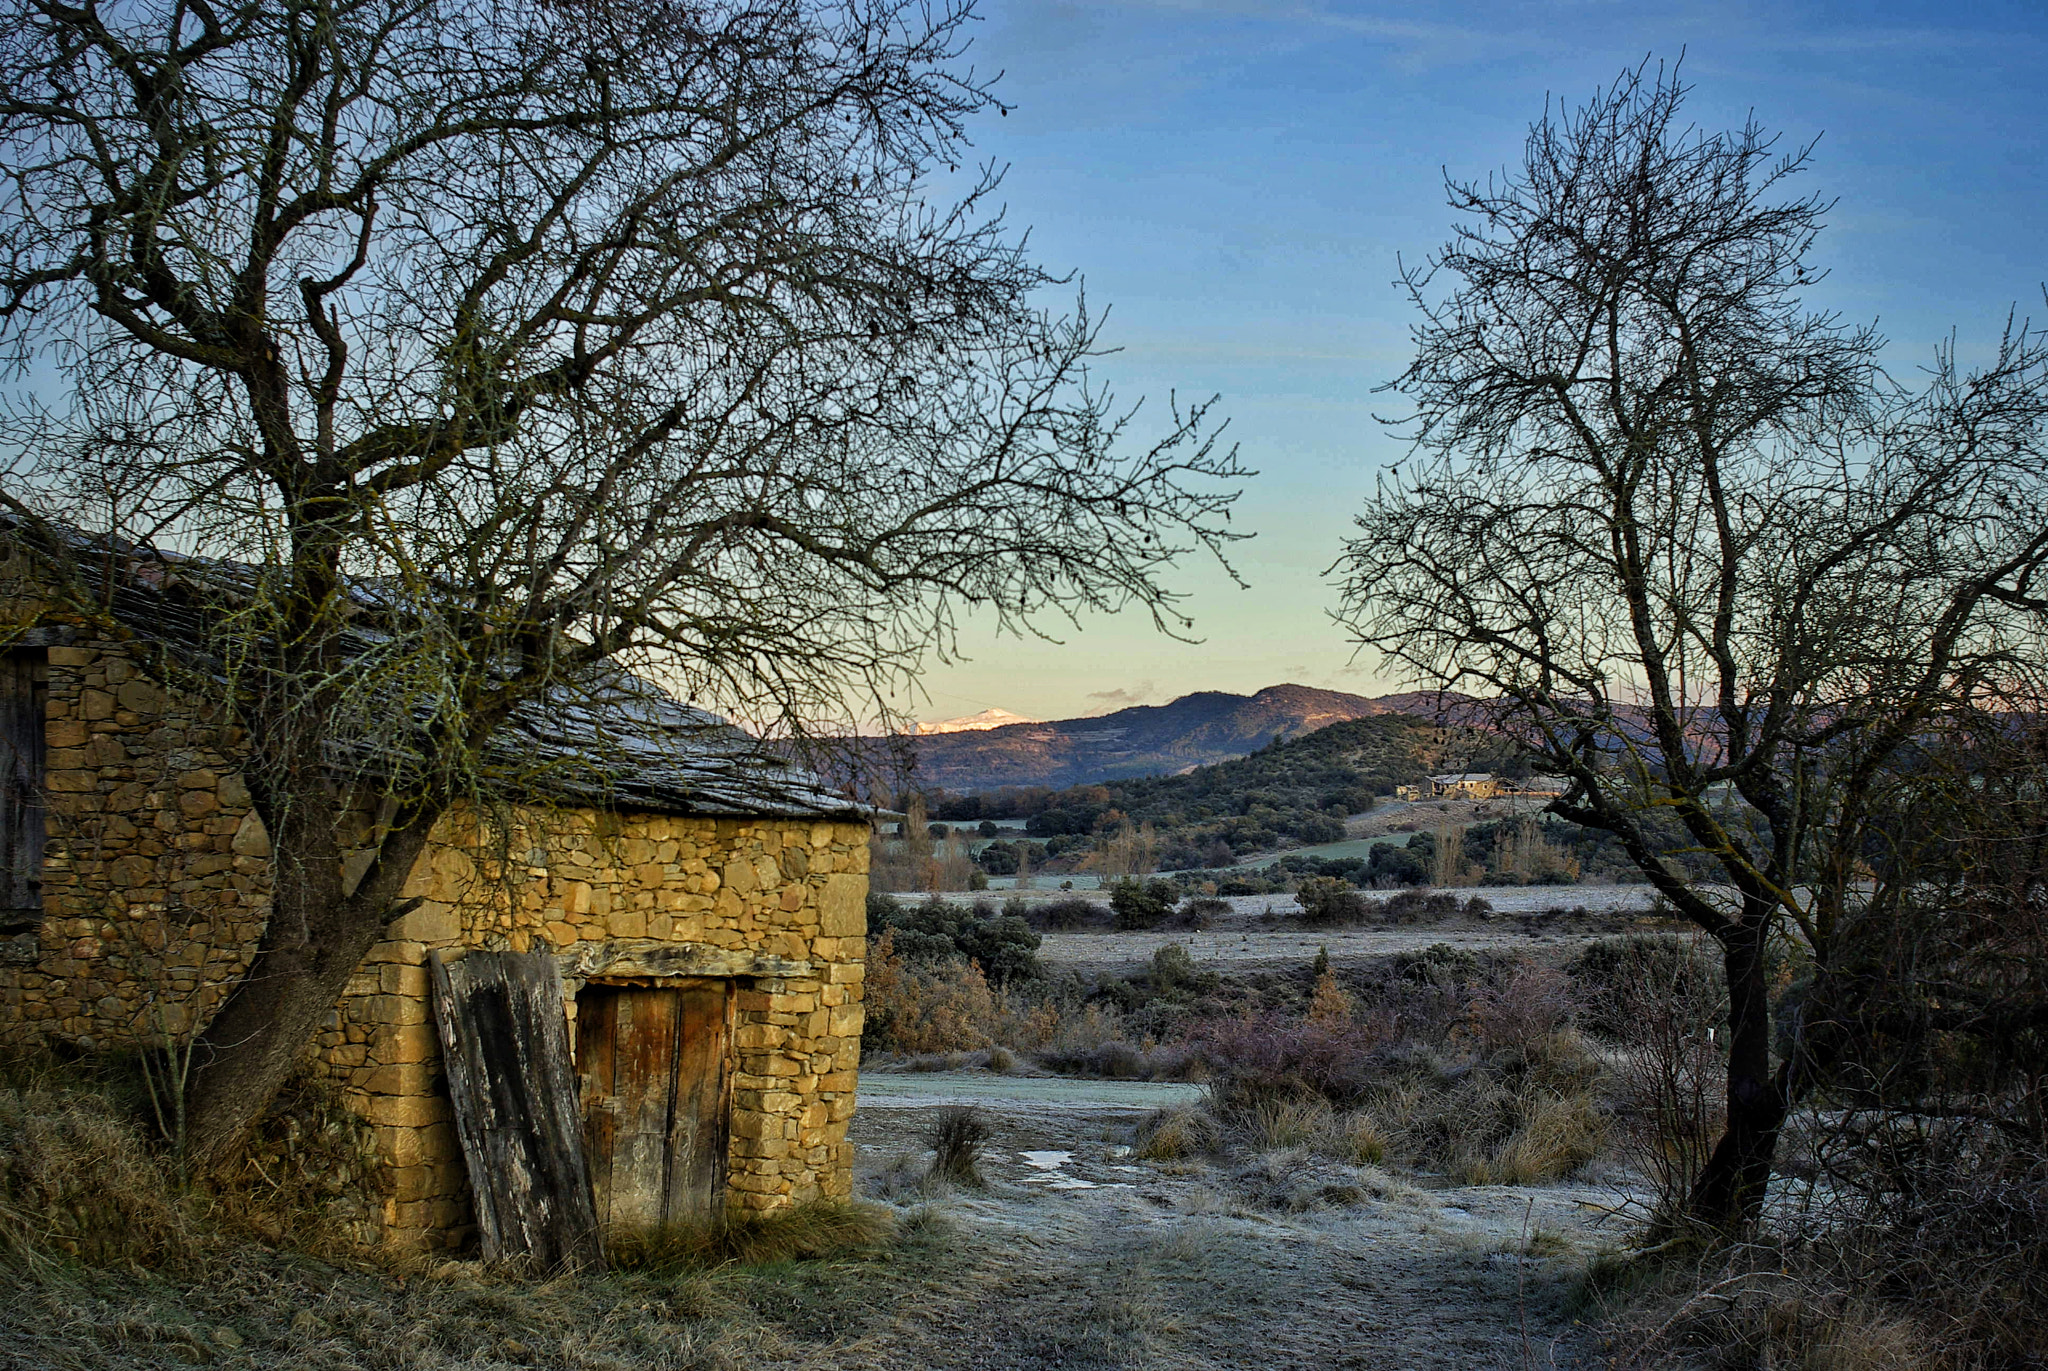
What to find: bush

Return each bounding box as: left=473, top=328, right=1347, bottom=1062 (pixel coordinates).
left=1031, top=895, right=1105, bottom=930
left=1177, top=895, right=1230, bottom=929
left=1108, top=878, right=1177, bottom=931
left=861, top=929, right=998, bottom=1054
left=1196, top=1012, right=1394, bottom=1111
left=1462, top=961, right=1575, bottom=1052
left=1296, top=876, right=1369, bottom=926
left=869, top=894, right=1042, bottom=986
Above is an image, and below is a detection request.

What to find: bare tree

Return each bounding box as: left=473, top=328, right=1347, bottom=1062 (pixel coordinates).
left=0, top=0, right=1244, bottom=1161
left=1336, top=61, right=2048, bottom=1229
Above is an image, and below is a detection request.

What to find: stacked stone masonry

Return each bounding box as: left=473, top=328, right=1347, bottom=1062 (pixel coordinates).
left=0, top=636, right=867, bottom=1253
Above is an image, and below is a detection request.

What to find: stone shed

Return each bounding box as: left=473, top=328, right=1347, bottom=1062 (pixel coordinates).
left=0, top=613, right=871, bottom=1257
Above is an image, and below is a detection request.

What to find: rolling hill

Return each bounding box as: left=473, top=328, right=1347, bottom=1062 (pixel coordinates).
left=901, top=683, right=1465, bottom=792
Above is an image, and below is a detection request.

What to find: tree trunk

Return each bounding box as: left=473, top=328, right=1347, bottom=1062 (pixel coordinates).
left=1688, top=910, right=1787, bottom=1229
left=181, top=781, right=438, bottom=1167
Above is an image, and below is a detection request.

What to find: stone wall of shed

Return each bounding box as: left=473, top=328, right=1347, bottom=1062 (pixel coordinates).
left=332, top=807, right=868, bottom=1250
left=0, top=636, right=274, bottom=1047
left=0, top=634, right=869, bottom=1255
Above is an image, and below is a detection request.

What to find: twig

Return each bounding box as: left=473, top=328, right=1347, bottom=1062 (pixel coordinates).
left=1518, top=1195, right=1536, bottom=1367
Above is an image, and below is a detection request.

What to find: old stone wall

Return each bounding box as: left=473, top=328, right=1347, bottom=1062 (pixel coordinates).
left=334, top=807, right=868, bottom=1249
left=1, top=635, right=273, bottom=1046
left=0, top=634, right=868, bottom=1254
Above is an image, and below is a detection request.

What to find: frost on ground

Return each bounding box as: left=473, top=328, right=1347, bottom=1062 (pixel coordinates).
left=1026, top=885, right=1662, bottom=976
left=834, top=1073, right=1618, bottom=1370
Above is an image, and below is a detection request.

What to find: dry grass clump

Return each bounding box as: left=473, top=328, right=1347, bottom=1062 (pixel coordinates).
left=1191, top=954, right=1608, bottom=1189
left=1237, top=1096, right=1337, bottom=1152
left=205, top=1074, right=383, bottom=1253
left=1339, top=1110, right=1390, bottom=1164
left=606, top=1200, right=896, bottom=1274
left=1591, top=1252, right=1946, bottom=1371
left=0, top=1082, right=195, bottom=1266
left=1357, top=1035, right=1606, bottom=1185
left=1133, top=1105, right=1223, bottom=1160
left=926, top=1105, right=990, bottom=1186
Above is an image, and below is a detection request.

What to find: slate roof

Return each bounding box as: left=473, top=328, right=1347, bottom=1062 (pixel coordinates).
left=486, top=674, right=862, bottom=820
left=5, top=519, right=863, bottom=822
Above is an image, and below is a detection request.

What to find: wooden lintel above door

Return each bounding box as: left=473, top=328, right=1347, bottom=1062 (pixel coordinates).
left=556, top=938, right=813, bottom=983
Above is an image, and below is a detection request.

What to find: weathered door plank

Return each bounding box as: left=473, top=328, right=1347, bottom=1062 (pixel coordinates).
left=0, top=649, right=47, bottom=919
left=428, top=949, right=603, bottom=1270
left=668, top=981, right=732, bottom=1222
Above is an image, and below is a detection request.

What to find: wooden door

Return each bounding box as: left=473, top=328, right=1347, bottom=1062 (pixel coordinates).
left=0, top=649, right=47, bottom=924
left=575, top=980, right=732, bottom=1230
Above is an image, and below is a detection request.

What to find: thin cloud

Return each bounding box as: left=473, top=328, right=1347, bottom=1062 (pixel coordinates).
left=1084, top=681, right=1159, bottom=714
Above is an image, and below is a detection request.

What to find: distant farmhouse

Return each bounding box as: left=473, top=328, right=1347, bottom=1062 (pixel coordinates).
left=1397, top=772, right=1504, bottom=802
left=1394, top=772, right=1569, bottom=803
left=0, top=541, right=870, bottom=1259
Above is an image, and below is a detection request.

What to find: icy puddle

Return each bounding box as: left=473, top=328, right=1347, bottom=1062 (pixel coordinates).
left=1016, top=1149, right=1130, bottom=1190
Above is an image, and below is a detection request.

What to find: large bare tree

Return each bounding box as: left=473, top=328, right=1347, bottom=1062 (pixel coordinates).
left=0, top=0, right=1243, bottom=1161
left=1336, top=62, right=2048, bottom=1229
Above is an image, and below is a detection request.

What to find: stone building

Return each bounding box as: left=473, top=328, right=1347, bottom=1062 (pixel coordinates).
left=0, top=602, right=870, bottom=1256
left=1395, top=772, right=1505, bottom=802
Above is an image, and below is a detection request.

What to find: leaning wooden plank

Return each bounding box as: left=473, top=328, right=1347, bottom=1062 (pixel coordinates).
left=428, top=949, right=604, bottom=1271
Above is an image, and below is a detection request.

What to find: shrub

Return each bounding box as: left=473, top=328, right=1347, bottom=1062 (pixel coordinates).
left=1108, top=878, right=1177, bottom=930
left=1571, top=932, right=1726, bottom=1226
left=861, top=929, right=998, bottom=1054
left=1296, top=876, right=1369, bottom=926
left=1149, top=942, right=1197, bottom=996
left=869, top=895, right=1043, bottom=986
left=1462, top=961, right=1575, bottom=1052
left=1196, top=1012, right=1393, bottom=1111
left=1032, top=895, right=1106, bottom=930
left=1175, top=895, right=1230, bottom=929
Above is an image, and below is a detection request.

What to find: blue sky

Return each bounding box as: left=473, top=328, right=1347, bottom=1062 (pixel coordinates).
left=901, top=0, right=2048, bottom=725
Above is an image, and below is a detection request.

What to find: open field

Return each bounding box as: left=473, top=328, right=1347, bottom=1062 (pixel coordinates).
left=1012, top=885, right=1663, bottom=975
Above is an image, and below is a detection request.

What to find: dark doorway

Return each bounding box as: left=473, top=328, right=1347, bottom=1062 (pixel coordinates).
left=1, top=648, right=47, bottom=928
left=574, top=979, right=733, bottom=1230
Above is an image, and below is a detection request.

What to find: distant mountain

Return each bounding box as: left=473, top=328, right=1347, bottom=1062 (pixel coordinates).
left=914, top=707, right=1041, bottom=735
left=903, top=683, right=1468, bottom=793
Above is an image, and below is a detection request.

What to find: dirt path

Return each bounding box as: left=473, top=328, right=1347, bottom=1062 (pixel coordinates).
left=813, top=1073, right=1615, bottom=1370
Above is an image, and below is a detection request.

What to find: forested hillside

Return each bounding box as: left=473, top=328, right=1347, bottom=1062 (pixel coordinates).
left=933, top=714, right=1504, bottom=869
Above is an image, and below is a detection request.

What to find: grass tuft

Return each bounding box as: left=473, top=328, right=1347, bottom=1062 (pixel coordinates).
left=926, top=1104, right=990, bottom=1186
left=1133, top=1105, right=1223, bottom=1160
left=0, top=1082, right=195, bottom=1266
left=605, top=1200, right=896, bottom=1274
